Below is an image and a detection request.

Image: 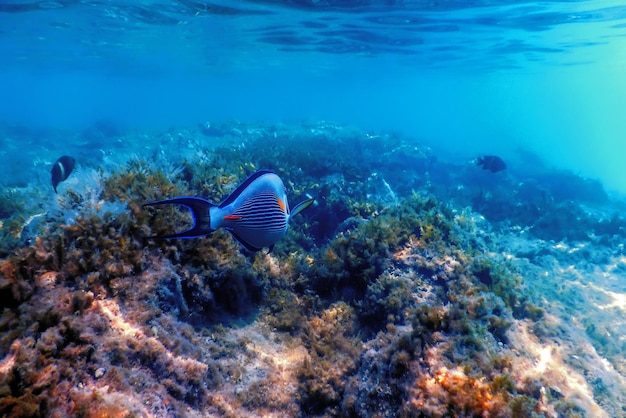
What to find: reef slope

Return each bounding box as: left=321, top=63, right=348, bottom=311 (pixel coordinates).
left=1, top=121, right=625, bottom=417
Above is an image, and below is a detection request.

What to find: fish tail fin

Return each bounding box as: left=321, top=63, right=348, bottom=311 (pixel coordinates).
left=290, top=193, right=316, bottom=218
left=143, top=196, right=216, bottom=239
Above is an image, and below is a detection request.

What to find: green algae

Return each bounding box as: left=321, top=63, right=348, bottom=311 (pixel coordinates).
left=0, top=121, right=613, bottom=417
left=0, top=189, right=26, bottom=258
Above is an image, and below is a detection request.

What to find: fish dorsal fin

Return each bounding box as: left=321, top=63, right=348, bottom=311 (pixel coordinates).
left=219, top=169, right=276, bottom=209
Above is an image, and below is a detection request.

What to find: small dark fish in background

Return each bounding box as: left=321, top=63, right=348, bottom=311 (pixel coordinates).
left=476, top=155, right=507, bottom=173
left=51, top=155, right=76, bottom=193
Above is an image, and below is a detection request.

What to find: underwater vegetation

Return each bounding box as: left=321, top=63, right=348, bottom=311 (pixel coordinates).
left=0, top=121, right=625, bottom=417
left=0, top=189, right=26, bottom=258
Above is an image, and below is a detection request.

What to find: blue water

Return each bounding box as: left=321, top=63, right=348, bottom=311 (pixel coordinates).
left=3, top=2, right=626, bottom=416
left=1, top=0, right=626, bottom=191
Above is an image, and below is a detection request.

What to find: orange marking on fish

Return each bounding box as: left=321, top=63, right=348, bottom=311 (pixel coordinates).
left=224, top=215, right=243, bottom=221
left=277, top=197, right=286, bottom=212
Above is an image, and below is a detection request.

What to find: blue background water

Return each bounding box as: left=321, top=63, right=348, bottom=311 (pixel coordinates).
left=1, top=0, right=626, bottom=191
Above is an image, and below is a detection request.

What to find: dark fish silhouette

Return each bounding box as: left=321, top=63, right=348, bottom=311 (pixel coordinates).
left=143, top=169, right=315, bottom=252
left=51, top=155, right=76, bottom=193
left=476, top=155, right=506, bottom=173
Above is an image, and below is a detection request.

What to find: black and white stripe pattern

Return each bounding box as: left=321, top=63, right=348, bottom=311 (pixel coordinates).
left=232, top=192, right=287, bottom=232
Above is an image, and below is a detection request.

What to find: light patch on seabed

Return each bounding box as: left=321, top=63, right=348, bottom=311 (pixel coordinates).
left=206, top=321, right=307, bottom=416
left=94, top=298, right=200, bottom=417
left=230, top=325, right=308, bottom=381
left=0, top=342, right=17, bottom=376
left=508, top=319, right=619, bottom=418
left=586, top=282, right=626, bottom=312
left=501, top=235, right=626, bottom=414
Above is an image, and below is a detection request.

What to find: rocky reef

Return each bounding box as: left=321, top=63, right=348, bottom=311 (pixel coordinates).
left=0, top=121, right=624, bottom=417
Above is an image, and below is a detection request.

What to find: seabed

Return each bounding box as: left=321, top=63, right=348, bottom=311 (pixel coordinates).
left=0, top=120, right=625, bottom=417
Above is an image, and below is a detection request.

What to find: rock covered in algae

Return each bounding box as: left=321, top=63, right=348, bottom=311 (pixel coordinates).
left=0, top=120, right=624, bottom=417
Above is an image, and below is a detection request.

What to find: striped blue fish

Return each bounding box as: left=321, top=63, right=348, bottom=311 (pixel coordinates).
left=143, top=169, right=315, bottom=252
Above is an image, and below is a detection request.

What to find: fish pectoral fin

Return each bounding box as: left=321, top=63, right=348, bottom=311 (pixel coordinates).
left=143, top=196, right=216, bottom=239
left=290, top=195, right=316, bottom=218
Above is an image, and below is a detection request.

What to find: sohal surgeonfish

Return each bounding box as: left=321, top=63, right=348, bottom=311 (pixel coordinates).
left=143, top=169, right=315, bottom=252
left=476, top=155, right=506, bottom=173
left=51, top=155, right=76, bottom=193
